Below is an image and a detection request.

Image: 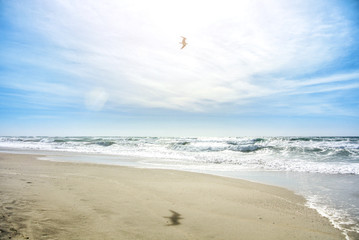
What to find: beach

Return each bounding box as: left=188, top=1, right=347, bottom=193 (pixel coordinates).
left=0, top=152, right=344, bottom=240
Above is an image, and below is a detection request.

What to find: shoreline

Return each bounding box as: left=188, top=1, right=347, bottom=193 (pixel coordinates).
left=0, top=152, right=344, bottom=239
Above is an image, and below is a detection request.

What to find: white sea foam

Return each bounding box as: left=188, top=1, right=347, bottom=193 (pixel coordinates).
left=306, top=195, right=359, bottom=240
left=1, top=136, right=359, bottom=175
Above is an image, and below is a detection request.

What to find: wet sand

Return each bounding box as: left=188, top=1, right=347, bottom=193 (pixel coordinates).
left=0, top=152, right=344, bottom=239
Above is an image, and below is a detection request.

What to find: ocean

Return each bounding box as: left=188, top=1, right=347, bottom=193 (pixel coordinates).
left=0, top=136, right=358, bottom=239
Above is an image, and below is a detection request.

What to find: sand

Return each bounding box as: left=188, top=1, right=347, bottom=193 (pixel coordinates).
left=0, top=152, right=344, bottom=240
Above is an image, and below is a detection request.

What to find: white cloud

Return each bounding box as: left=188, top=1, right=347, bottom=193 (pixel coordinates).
left=7, top=0, right=358, bottom=113
left=85, top=88, right=109, bottom=111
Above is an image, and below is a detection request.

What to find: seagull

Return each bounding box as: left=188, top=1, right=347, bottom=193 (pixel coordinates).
left=180, top=36, right=187, bottom=49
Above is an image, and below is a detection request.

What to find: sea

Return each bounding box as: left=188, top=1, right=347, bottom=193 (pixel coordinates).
left=0, top=136, right=358, bottom=239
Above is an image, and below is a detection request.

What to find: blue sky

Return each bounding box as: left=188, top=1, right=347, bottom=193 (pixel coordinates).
left=0, top=0, right=359, bottom=136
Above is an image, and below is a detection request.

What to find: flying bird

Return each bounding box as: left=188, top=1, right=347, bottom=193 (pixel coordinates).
left=180, top=36, right=187, bottom=49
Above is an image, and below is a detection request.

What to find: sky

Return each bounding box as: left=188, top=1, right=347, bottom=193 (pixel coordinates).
left=0, top=0, right=359, bottom=136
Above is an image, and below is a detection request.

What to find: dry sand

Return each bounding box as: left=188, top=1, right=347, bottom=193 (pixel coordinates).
left=0, top=152, right=344, bottom=240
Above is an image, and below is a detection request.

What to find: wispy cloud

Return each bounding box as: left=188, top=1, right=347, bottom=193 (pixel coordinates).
left=1, top=0, right=358, bottom=116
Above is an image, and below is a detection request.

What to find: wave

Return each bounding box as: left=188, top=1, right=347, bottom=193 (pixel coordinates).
left=1, top=136, right=358, bottom=175
left=92, top=141, right=116, bottom=147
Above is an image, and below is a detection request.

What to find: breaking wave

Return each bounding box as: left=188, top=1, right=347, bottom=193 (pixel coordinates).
left=0, top=136, right=358, bottom=175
